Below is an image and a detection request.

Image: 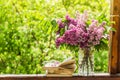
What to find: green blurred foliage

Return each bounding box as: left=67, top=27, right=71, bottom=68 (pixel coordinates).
left=0, top=0, right=110, bottom=74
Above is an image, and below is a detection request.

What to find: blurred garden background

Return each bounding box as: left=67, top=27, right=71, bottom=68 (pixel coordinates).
left=0, top=0, right=110, bottom=74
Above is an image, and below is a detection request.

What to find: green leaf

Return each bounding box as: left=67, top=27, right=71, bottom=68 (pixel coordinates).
left=51, top=20, right=57, bottom=27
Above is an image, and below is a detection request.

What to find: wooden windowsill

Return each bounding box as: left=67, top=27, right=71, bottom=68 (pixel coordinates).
left=0, top=73, right=120, bottom=80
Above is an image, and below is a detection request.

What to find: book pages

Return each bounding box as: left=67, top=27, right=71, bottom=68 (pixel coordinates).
left=43, top=57, right=76, bottom=76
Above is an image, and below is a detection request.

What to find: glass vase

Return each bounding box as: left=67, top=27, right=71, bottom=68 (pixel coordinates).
left=78, top=47, right=94, bottom=76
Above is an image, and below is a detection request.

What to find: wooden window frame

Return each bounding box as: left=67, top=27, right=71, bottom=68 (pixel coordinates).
left=0, top=74, right=120, bottom=80
left=0, top=0, right=120, bottom=80
left=109, top=0, right=120, bottom=74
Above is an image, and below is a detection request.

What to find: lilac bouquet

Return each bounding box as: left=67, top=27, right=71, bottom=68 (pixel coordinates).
left=55, top=11, right=106, bottom=49
left=55, top=11, right=107, bottom=75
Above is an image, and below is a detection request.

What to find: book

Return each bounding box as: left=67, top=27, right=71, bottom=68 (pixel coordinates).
left=58, top=59, right=76, bottom=67
left=60, top=64, right=76, bottom=69
left=43, top=57, right=76, bottom=76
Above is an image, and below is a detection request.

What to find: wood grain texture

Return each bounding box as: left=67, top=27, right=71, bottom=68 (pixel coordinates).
left=110, top=0, right=120, bottom=74
left=110, top=0, right=120, bottom=15
left=0, top=74, right=120, bottom=80
left=110, top=16, right=119, bottom=74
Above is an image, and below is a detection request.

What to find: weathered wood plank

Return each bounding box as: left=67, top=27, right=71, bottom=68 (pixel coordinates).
left=110, top=16, right=119, bottom=74
left=118, top=20, right=120, bottom=73
left=0, top=74, right=120, bottom=80
left=110, top=0, right=120, bottom=74
left=110, top=0, right=120, bottom=15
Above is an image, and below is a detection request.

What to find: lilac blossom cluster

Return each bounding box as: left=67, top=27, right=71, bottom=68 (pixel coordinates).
left=55, top=11, right=106, bottom=49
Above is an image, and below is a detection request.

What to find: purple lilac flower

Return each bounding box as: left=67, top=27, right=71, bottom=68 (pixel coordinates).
left=70, top=19, right=77, bottom=26
left=88, top=20, right=98, bottom=32
left=63, top=28, right=79, bottom=45
left=69, top=24, right=75, bottom=29
left=56, top=19, right=65, bottom=34
left=57, top=19, right=65, bottom=28
left=65, top=14, right=71, bottom=21
left=55, top=11, right=107, bottom=49
left=55, top=37, right=64, bottom=48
